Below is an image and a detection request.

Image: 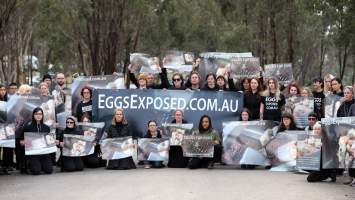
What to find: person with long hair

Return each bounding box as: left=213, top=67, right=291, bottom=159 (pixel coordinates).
left=186, top=71, right=201, bottom=90
left=106, top=108, right=136, bottom=170
left=307, top=122, right=337, bottom=183
left=277, top=112, right=298, bottom=133
left=143, top=120, right=164, bottom=168
left=0, top=84, right=13, bottom=175
left=331, top=78, right=344, bottom=97
left=323, top=74, right=335, bottom=96
left=57, top=116, right=84, bottom=172
left=20, top=107, right=53, bottom=175
left=286, top=83, right=301, bottom=98
left=260, top=78, right=286, bottom=122
left=244, top=78, right=262, bottom=120
left=188, top=115, right=222, bottom=169
left=168, top=73, right=186, bottom=90
left=202, top=73, right=218, bottom=91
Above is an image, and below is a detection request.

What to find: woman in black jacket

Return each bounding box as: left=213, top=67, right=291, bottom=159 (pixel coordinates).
left=58, top=116, right=84, bottom=172
left=202, top=73, right=218, bottom=91
left=144, top=120, right=164, bottom=168
left=168, top=110, right=189, bottom=168
left=106, top=108, right=136, bottom=170
left=336, top=86, right=354, bottom=117
left=20, top=107, right=53, bottom=175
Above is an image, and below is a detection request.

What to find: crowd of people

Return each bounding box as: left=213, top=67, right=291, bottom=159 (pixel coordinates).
left=0, top=59, right=355, bottom=188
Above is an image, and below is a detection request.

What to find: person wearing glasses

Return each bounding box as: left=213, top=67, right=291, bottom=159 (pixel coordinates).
left=7, top=82, right=18, bottom=95
left=305, top=112, right=318, bottom=134
left=168, top=73, right=186, bottom=90
left=20, top=107, right=53, bottom=175
left=57, top=116, right=84, bottom=172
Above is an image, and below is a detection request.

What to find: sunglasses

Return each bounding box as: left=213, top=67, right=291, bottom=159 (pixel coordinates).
left=308, top=117, right=317, bottom=121
left=173, top=78, right=181, bottom=82
left=66, top=121, right=74, bottom=124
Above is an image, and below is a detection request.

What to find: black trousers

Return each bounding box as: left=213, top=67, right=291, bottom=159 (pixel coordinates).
left=168, top=146, right=189, bottom=168
left=15, top=139, right=26, bottom=170
left=188, top=144, right=222, bottom=169
left=27, top=154, right=53, bottom=175
left=107, top=157, right=136, bottom=170
left=83, top=145, right=103, bottom=168
left=1, top=147, right=14, bottom=168
left=61, top=156, right=84, bottom=172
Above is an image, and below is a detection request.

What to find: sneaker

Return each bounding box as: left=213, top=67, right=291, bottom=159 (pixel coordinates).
left=343, top=173, right=353, bottom=185
left=349, top=179, right=355, bottom=187
left=144, top=165, right=150, bottom=169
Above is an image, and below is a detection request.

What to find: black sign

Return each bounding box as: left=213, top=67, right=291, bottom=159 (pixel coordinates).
left=92, top=89, right=243, bottom=137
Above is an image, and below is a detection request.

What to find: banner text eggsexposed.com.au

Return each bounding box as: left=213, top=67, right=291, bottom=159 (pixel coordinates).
left=97, top=94, right=239, bottom=112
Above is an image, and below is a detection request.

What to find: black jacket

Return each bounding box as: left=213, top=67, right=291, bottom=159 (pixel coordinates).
left=20, top=122, right=50, bottom=140
left=144, top=130, right=162, bottom=138
left=107, top=123, right=131, bottom=138
left=337, top=99, right=355, bottom=117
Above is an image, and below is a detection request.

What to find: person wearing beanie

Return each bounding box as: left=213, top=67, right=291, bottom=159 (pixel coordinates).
left=305, top=112, right=318, bottom=133
left=57, top=116, right=84, bottom=172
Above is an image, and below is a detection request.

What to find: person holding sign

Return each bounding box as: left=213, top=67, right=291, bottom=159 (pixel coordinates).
left=106, top=108, right=136, bottom=170
left=260, top=78, right=286, bottom=122
left=76, top=86, right=92, bottom=122
left=57, top=116, right=84, bottom=172
left=20, top=107, right=53, bottom=175
left=307, top=123, right=337, bottom=183
left=168, top=110, right=189, bottom=168
left=277, top=113, right=298, bottom=133
left=143, top=120, right=165, bottom=169
left=187, top=115, right=221, bottom=169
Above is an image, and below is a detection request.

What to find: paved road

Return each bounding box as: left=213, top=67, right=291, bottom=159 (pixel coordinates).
left=1, top=167, right=354, bottom=200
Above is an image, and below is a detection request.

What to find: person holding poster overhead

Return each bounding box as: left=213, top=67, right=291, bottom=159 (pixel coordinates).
left=106, top=108, right=136, bottom=170
left=187, top=115, right=221, bottom=169
left=143, top=120, right=164, bottom=168
left=260, top=78, right=285, bottom=122
left=20, top=107, right=53, bottom=175
left=57, top=116, right=84, bottom=172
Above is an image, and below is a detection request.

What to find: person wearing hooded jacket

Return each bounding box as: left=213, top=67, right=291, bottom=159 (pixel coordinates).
left=57, top=116, right=84, bottom=172
left=20, top=107, right=53, bottom=175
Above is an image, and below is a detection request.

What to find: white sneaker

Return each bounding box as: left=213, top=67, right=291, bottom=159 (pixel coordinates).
left=144, top=165, right=150, bottom=169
